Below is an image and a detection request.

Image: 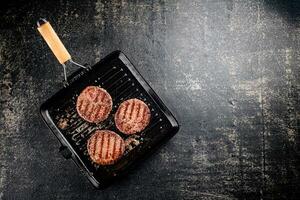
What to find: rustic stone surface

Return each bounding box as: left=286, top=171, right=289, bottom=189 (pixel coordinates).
left=0, top=0, right=299, bottom=199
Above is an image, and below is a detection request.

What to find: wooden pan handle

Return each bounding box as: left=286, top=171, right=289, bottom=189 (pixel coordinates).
left=37, top=19, right=71, bottom=64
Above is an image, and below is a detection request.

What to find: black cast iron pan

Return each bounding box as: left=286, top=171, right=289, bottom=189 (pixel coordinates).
left=37, top=19, right=179, bottom=188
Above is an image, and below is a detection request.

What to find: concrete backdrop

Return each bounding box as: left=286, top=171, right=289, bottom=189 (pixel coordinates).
left=0, top=0, right=299, bottom=199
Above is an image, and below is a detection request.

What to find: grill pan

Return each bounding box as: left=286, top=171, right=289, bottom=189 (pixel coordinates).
left=38, top=19, right=179, bottom=188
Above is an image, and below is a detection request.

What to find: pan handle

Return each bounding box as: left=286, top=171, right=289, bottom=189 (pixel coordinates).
left=37, top=18, right=86, bottom=84
left=37, top=18, right=71, bottom=64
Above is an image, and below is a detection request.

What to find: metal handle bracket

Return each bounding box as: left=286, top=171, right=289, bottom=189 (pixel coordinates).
left=37, top=18, right=87, bottom=84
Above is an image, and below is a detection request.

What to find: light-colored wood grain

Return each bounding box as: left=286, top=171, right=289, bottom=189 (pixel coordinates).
left=37, top=22, right=71, bottom=64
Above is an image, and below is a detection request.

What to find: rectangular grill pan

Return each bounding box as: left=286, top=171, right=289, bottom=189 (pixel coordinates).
left=40, top=50, right=180, bottom=188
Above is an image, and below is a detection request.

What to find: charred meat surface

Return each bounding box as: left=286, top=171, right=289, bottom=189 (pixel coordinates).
left=87, top=130, right=125, bottom=165
left=115, top=98, right=151, bottom=135
left=76, top=86, right=112, bottom=123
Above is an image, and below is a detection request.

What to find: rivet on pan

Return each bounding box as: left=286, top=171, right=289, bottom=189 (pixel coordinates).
left=151, top=108, right=154, bottom=112
left=113, top=66, right=117, bottom=69
left=136, top=88, right=139, bottom=91
left=127, top=78, right=131, bottom=81
left=94, top=80, right=98, bottom=83
left=143, top=98, right=146, bottom=101
left=160, top=126, right=163, bottom=129
left=155, top=113, right=159, bottom=117
left=132, top=83, right=135, bottom=86
left=159, top=118, right=162, bottom=122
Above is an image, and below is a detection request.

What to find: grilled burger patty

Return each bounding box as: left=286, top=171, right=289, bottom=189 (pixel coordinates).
left=76, top=86, right=112, bottom=123
left=87, top=130, right=125, bottom=165
left=115, top=98, right=151, bottom=135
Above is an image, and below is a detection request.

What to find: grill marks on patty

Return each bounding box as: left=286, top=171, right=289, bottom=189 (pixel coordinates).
left=115, top=98, right=151, bottom=135
left=87, top=130, right=125, bottom=165
left=77, top=87, right=152, bottom=165
left=76, top=86, right=112, bottom=123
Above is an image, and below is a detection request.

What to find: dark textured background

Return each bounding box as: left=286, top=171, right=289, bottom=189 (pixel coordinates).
left=0, top=0, right=300, bottom=199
